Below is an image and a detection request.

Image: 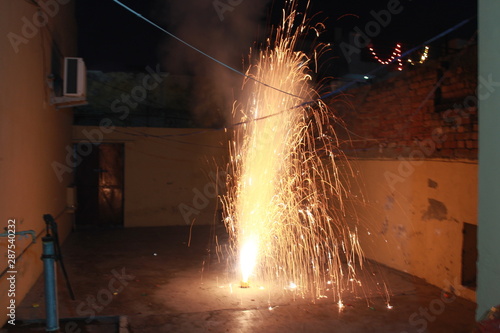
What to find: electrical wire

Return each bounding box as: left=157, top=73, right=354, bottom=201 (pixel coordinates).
left=112, top=0, right=474, bottom=113
left=113, top=0, right=303, bottom=100
left=105, top=3, right=475, bottom=143
left=112, top=127, right=225, bottom=149
left=315, top=16, right=475, bottom=102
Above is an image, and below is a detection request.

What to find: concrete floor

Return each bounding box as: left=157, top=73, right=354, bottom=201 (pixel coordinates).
left=8, top=225, right=477, bottom=332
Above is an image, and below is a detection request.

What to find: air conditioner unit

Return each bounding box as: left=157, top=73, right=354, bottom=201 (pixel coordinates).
left=63, top=57, right=86, bottom=97
left=48, top=57, right=88, bottom=108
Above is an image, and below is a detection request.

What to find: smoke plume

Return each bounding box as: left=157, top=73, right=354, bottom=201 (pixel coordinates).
left=154, top=0, right=272, bottom=128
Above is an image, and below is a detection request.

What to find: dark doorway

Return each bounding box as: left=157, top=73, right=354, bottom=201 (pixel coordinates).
left=461, top=222, right=477, bottom=289
left=75, top=143, right=124, bottom=228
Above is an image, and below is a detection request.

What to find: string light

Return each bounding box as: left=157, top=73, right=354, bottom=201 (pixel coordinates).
left=369, top=43, right=403, bottom=71
left=407, top=46, right=430, bottom=65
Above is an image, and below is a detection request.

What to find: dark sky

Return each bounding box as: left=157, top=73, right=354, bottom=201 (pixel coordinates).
left=76, top=0, right=477, bottom=73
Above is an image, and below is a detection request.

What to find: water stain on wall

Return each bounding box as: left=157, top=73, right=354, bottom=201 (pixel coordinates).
left=381, top=217, right=389, bottom=235
left=384, top=195, right=395, bottom=210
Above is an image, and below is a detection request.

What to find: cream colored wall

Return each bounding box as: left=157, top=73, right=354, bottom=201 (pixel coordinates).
left=72, top=126, right=229, bottom=227
left=72, top=125, right=478, bottom=299
left=342, top=159, right=477, bottom=302
left=0, top=0, right=76, bottom=327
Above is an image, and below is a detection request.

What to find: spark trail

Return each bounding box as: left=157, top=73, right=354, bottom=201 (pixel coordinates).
left=222, top=1, right=363, bottom=301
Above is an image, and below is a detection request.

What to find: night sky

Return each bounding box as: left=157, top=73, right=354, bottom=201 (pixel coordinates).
left=76, top=0, right=477, bottom=75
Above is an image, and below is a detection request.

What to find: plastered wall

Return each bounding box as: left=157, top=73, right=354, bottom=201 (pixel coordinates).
left=0, top=0, right=76, bottom=327
left=342, top=158, right=477, bottom=302
left=72, top=126, right=228, bottom=228
left=329, top=41, right=478, bottom=302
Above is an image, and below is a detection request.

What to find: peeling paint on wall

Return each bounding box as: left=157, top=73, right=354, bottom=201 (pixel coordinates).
left=422, top=198, right=448, bottom=221
left=394, top=224, right=407, bottom=238
left=428, top=178, right=438, bottom=189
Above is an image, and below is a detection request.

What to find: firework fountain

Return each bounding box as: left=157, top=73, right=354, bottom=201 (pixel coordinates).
left=221, top=1, right=364, bottom=302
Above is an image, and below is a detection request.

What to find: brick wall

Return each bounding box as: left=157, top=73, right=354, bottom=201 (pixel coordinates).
left=331, top=44, right=477, bottom=160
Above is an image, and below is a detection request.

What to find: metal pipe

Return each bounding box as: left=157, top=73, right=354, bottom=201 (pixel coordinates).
left=0, top=229, right=38, bottom=280
left=0, top=229, right=36, bottom=242
left=42, top=235, right=59, bottom=332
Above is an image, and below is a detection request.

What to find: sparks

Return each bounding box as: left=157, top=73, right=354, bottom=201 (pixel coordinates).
left=240, top=237, right=259, bottom=284
left=222, top=0, right=364, bottom=301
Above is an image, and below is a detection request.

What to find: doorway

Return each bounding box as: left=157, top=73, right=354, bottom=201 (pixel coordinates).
left=74, top=143, right=124, bottom=228
left=461, top=222, right=477, bottom=289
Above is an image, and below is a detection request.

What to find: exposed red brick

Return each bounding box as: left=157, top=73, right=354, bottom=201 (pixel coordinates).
left=330, top=44, right=477, bottom=160
left=443, top=140, right=457, bottom=149
left=466, top=140, right=478, bottom=149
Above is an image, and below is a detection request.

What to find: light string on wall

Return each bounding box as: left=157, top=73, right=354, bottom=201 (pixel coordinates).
left=368, top=43, right=403, bottom=71
left=407, top=46, right=430, bottom=65
left=369, top=44, right=430, bottom=71
left=113, top=0, right=473, bottom=131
